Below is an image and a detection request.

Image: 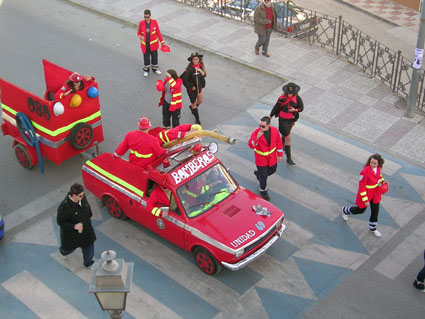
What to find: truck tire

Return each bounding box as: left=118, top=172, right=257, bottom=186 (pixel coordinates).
left=69, top=122, right=93, bottom=150
left=104, top=196, right=127, bottom=220
left=193, top=247, right=222, bottom=275
left=14, top=144, right=34, bottom=169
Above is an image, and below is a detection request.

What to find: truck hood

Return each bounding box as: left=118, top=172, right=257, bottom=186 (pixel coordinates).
left=190, top=187, right=284, bottom=252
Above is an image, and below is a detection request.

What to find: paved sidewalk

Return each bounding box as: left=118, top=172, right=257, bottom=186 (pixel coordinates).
left=68, top=0, right=425, bottom=167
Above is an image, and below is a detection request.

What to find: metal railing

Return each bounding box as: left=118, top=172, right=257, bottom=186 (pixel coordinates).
left=174, top=0, right=424, bottom=112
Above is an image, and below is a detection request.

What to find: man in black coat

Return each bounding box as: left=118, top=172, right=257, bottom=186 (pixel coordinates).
left=57, top=183, right=96, bottom=268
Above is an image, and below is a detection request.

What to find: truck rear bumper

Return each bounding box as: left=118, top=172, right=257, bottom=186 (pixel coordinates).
left=221, top=223, right=286, bottom=271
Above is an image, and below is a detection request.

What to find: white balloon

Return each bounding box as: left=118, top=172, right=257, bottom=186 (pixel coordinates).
left=53, top=102, right=64, bottom=116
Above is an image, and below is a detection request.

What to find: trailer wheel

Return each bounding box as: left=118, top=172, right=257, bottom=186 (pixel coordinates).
left=104, top=196, right=127, bottom=220
left=69, top=123, right=93, bottom=149
left=193, top=247, right=222, bottom=275
left=14, top=144, right=34, bottom=169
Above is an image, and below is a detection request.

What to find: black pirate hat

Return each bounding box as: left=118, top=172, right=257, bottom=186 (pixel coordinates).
left=282, top=82, right=300, bottom=94
left=187, top=52, right=204, bottom=61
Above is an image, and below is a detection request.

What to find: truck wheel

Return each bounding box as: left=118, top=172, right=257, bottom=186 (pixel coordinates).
left=14, top=144, right=34, bottom=169
left=193, top=247, right=222, bottom=275
left=69, top=123, right=93, bottom=149
left=104, top=196, right=127, bottom=220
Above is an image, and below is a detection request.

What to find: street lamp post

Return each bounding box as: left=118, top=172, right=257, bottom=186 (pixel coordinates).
left=88, top=250, right=134, bottom=319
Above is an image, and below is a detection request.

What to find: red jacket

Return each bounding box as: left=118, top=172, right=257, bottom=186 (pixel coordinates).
left=137, top=19, right=164, bottom=54
left=114, top=130, right=165, bottom=168
left=248, top=126, right=283, bottom=167
left=147, top=186, right=170, bottom=217
left=157, top=124, right=192, bottom=145
left=158, top=76, right=183, bottom=112
left=355, top=165, right=385, bottom=208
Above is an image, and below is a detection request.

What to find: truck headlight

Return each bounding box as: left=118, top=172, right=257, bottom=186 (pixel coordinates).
left=235, top=249, right=244, bottom=258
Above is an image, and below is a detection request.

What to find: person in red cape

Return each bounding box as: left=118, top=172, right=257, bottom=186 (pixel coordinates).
left=114, top=116, right=165, bottom=168
left=54, top=72, right=94, bottom=100
left=248, top=116, right=283, bottom=200
left=342, top=153, right=386, bottom=238
left=137, top=9, right=166, bottom=77
left=158, top=69, right=183, bottom=128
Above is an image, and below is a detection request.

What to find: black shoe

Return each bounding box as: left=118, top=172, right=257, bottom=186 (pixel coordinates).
left=260, top=191, right=270, bottom=200
left=286, top=158, right=296, bottom=165
left=413, top=279, right=425, bottom=291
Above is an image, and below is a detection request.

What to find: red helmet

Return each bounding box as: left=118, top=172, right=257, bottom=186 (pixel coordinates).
left=161, top=44, right=171, bottom=53
left=190, top=143, right=202, bottom=154
left=69, top=72, right=83, bottom=82
left=138, top=116, right=151, bottom=130
left=156, top=79, right=164, bottom=92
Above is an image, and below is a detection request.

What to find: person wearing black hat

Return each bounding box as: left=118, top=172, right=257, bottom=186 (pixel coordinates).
left=270, top=82, right=303, bottom=165
left=180, top=52, right=206, bottom=125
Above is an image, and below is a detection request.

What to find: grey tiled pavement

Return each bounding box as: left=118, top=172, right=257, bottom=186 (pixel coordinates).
left=67, top=0, right=425, bottom=167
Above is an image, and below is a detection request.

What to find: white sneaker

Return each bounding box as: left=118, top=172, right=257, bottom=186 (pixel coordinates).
left=153, top=69, right=162, bottom=75
left=370, top=229, right=381, bottom=238
left=341, top=207, right=348, bottom=221
left=143, top=71, right=149, bottom=77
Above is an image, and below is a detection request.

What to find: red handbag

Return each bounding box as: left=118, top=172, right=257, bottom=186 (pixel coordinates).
left=380, top=181, right=389, bottom=194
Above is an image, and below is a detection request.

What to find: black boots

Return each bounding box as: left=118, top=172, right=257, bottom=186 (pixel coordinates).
left=190, top=106, right=201, bottom=125
left=284, top=145, right=295, bottom=165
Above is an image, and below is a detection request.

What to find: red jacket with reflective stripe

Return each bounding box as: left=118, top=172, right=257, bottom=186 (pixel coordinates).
left=137, top=19, right=164, bottom=54
left=146, top=186, right=170, bottom=217
left=114, top=130, right=165, bottom=168
left=355, top=165, right=384, bottom=208
left=157, top=124, right=192, bottom=145
left=158, top=76, right=183, bottom=111
left=248, top=126, right=283, bottom=167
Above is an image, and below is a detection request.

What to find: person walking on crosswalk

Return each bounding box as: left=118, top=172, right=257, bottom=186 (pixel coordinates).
left=413, top=249, right=425, bottom=291
left=341, top=153, right=386, bottom=238
left=248, top=116, right=283, bottom=200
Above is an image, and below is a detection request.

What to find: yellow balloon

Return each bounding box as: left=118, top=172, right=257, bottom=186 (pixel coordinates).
left=69, top=94, right=82, bottom=108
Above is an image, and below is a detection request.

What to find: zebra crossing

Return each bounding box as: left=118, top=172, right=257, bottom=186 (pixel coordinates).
left=1, top=102, right=424, bottom=319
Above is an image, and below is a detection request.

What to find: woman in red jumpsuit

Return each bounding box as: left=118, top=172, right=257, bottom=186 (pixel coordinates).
left=342, top=153, right=386, bottom=238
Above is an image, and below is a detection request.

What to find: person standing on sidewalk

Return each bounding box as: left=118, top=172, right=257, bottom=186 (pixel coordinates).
left=180, top=52, right=206, bottom=125
left=158, top=69, right=183, bottom=128
left=253, top=0, right=276, bottom=57
left=342, top=153, right=386, bottom=238
left=137, top=9, right=165, bottom=77
left=413, top=249, right=425, bottom=291
left=248, top=116, right=283, bottom=200
left=270, top=82, right=303, bottom=165
left=57, top=183, right=96, bottom=268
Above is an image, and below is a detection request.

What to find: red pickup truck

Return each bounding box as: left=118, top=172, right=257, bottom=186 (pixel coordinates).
left=82, top=134, right=285, bottom=275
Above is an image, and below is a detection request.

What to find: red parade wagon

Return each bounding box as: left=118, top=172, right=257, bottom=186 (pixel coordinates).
left=0, top=59, right=104, bottom=172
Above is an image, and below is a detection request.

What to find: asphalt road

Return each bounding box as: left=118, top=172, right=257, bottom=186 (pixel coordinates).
left=0, top=0, right=282, bottom=215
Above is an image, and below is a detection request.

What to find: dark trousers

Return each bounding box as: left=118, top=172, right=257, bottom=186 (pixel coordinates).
left=417, top=250, right=425, bottom=282
left=345, top=199, right=380, bottom=230
left=143, top=48, right=158, bottom=71
left=60, top=243, right=94, bottom=267
left=257, top=164, right=277, bottom=191
left=162, top=101, right=181, bottom=128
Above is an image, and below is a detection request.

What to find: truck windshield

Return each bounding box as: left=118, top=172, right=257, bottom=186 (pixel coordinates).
left=177, top=164, right=237, bottom=218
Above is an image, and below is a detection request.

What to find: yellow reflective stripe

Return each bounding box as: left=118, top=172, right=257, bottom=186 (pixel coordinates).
left=159, top=130, right=170, bottom=144
left=1, top=102, right=101, bottom=137
left=152, top=30, right=157, bottom=34
left=168, top=79, right=176, bottom=87
left=150, top=39, right=158, bottom=45
left=362, top=197, right=369, bottom=202
left=360, top=191, right=367, bottom=196
left=170, top=99, right=182, bottom=105
left=141, top=41, right=146, bottom=45
left=185, top=190, right=197, bottom=198
left=152, top=207, right=161, bottom=216
left=130, top=149, right=153, bottom=158
left=365, top=183, right=378, bottom=189
left=172, top=93, right=181, bottom=97
left=85, top=160, right=144, bottom=197
left=254, top=147, right=276, bottom=156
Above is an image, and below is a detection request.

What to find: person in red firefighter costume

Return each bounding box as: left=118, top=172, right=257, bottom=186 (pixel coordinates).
left=147, top=185, right=171, bottom=218
left=114, top=116, right=165, bottom=168
left=248, top=116, right=283, bottom=200
left=158, top=69, right=183, bottom=128
left=270, top=82, right=303, bottom=165
left=342, top=153, right=387, bottom=238
left=54, top=72, right=95, bottom=100
left=180, top=52, right=206, bottom=125
left=137, top=9, right=166, bottom=77
left=156, top=124, right=202, bottom=146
